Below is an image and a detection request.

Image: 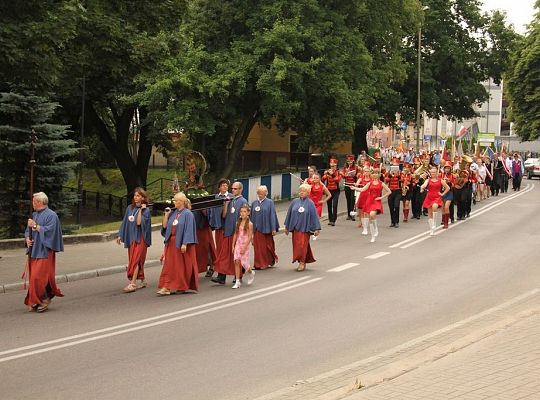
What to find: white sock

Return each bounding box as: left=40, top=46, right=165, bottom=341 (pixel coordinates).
left=362, top=218, right=369, bottom=233
left=428, top=218, right=434, bottom=230
left=373, top=219, right=379, bottom=236
left=433, top=212, right=438, bottom=226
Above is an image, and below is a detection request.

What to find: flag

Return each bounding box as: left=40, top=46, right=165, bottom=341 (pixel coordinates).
left=485, top=146, right=496, bottom=161
left=457, top=125, right=468, bottom=140
left=441, top=140, right=449, bottom=161
left=457, top=138, right=463, bottom=157
left=451, top=136, right=456, bottom=160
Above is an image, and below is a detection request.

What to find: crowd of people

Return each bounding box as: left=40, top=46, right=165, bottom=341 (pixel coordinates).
left=22, top=148, right=526, bottom=312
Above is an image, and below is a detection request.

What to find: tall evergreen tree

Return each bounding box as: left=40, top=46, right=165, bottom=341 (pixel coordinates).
left=0, top=91, right=78, bottom=238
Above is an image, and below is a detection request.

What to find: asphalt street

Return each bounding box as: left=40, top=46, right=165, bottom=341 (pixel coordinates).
left=0, top=183, right=538, bottom=400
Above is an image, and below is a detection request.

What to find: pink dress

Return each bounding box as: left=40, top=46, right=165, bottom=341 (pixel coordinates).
left=233, top=224, right=251, bottom=270
left=422, top=178, right=444, bottom=208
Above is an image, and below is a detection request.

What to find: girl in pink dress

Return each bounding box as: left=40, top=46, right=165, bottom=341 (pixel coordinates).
left=308, top=174, right=331, bottom=217
left=232, top=204, right=255, bottom=289
left=351, top=169, right=391, bottom=243
left=420, top=167, right=450, bottom=236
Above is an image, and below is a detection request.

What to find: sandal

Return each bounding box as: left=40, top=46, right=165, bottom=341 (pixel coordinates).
left=156, top=288, right=171, bottom=296
left=296, top=263, right=306, bottom=272
left=137, top=281, right=147, bottom=289
left=123, top=283, right=137, bottom=293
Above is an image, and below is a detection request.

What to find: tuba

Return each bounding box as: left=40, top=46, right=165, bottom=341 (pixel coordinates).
left=459, top=154, right=473, bottom=172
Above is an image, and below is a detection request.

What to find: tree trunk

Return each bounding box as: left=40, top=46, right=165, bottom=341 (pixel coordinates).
left=87, top=102, right=149, bottom=195
left=220, top=110, right=259, bottom=179
left=94, top=168, right=108, bottom=185
left=353, top=122, right=370, bottom=154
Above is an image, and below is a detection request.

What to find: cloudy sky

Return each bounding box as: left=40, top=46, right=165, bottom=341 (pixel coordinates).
left=481, top=0, right=537, bottom=34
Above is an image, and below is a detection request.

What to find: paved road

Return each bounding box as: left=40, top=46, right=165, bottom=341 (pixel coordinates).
left=0, top=183, right=538, bottom=400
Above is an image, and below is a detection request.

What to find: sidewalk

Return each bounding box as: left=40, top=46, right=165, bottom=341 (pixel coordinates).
left=255, top=289, right=540, bottom=400
left=0, top=196, right=349, bottom=292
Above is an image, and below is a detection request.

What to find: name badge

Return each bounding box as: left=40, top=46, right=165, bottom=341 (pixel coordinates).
left=231, top=207, right=235, bottom=214
left=128, top=215, right=135, bottom=222
left=172, top=219, right=178, bottom=226
left=298, top=206, right=305, bottom=213
left=255, top=206, right=261, bottom=212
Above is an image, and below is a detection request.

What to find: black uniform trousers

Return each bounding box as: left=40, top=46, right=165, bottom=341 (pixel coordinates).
left=388, top=189, right=401, bottom=225
left=326, top=189, right=340, bottom=223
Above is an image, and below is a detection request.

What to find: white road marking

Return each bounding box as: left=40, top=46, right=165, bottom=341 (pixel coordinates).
left=365, top=252, right=390, bottom=260
left=394, top=184, right=534, bottom=249
left=327, top=263, right=360, bottom=272
left=0, top=276, right=320, bottom=363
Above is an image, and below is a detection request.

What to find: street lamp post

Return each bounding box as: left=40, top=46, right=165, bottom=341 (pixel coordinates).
left=415, top=26, right=422, bottom=152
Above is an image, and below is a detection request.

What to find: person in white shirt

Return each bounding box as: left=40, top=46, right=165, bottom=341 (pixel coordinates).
left=503, top=153, right=513, bottom=192
left=476, top=157, right=488, bottom=201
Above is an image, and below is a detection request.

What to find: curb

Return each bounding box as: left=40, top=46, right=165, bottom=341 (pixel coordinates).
left=0, top=260, right=161, bottom=294
left=0, top=224, right=163, bottom=251
left=0, top=210, right=347, bottom=294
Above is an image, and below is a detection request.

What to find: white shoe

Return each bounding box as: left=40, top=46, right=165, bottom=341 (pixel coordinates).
left=370, top=236, right=375, bottom=243
left=232, top=280, right=241, bottom=289
left=246, top=270, right=255, bottom=285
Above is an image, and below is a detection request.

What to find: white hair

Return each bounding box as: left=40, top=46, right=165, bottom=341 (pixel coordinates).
left=33, top=192, right=48, bottom=205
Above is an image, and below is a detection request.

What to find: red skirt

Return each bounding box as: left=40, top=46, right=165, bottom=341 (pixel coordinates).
left=158, top=230, right=198, bottom=291
left=24, top=250, right=64, bottom=307
left=356, top=192, right=367, bottom=209
left=127, top=235, right=147, bottom=280
left=253, top=231, right=278, bottom=269
left=364, top=197, right=383, bottom=214
left=422, top=192, right=443, bottom=209
left=214, top=235, right=235, bottom=276
left=291, top=231, right=315, bottom=264
left=214, top=228, right=224, bottom=252
left=196, top=226, right=217, bottom=273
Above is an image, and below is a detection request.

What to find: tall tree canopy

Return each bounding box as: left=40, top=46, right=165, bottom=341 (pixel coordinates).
left=136, top=0, right=420, bottom=177
left=397, top=0, right=519, bottom=123
left=505, top=1, right=540, bottom=141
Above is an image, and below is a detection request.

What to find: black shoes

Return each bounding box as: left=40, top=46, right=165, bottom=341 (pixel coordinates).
left=205, top=268, right=214, bottom=278
left=211, top=274, right=226, bottom=285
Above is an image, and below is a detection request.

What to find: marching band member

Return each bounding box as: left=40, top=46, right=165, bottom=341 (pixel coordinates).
left=420, top=167, right=450, bottom=236
left=341, top=155, right=359, bottom=221
left=410, top=156, right=425, bottom=220
left=284, top=184, right=321, bottom=271
left=441, top=161, right=454, bottom=229
left=401, top=164, right=413, bottom=222
left=116, top=187, right=151, bottom=293
left=309, top=173, right=331, bottom=218
left=322, top=157, right=342, bottom=226
left=251, top=185, right=280, bottom=270
left=351, top=169, right=391, bottom=243
left=385, top=158, right=402, bottom=228
left=304, top=165, right=318, bottom=185
left=355, top=164, right=372, bottom=234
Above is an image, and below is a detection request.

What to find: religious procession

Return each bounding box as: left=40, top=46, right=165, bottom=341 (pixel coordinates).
left=23, top=146, right=526, bottom=313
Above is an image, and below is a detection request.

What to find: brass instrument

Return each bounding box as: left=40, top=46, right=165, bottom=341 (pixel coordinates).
left=453, top=155, right=472, bottom=189
left=413, top=163, right=430, bottom=180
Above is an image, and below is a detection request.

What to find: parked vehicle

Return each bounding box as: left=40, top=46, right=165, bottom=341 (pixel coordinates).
left=524, top=158, right=540, bottom=179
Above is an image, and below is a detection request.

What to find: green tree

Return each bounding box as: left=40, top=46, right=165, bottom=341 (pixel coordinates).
left=0, top=1, right=81, bottom=93
left=137, top=0, right=413, bottom=177
left=384, top=1, right=519, bottom=140
left=506, top=2, right=540, bottom=141
left=57, top=0, right=186, bottom=194
left=0, top=91, right=78, bottom=238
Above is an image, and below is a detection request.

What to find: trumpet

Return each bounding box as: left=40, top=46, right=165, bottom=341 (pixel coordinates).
left=402, top=183, right=409, bottom=196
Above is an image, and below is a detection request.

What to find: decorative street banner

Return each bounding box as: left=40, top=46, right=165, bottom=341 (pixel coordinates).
left=477, top=132, right=495, bottom=143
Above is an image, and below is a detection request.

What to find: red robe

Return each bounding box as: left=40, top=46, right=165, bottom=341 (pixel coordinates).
left=24, top=250, right=64, bottom=307
left=291, top=231, right=316, bottom=264
left=253, top=231, right=278, bottom=269
left=158, top=226, right=199, bottom=292
left=127, top=233, right=147, bottom=280
left=195, top=225, right=217, bottom=273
